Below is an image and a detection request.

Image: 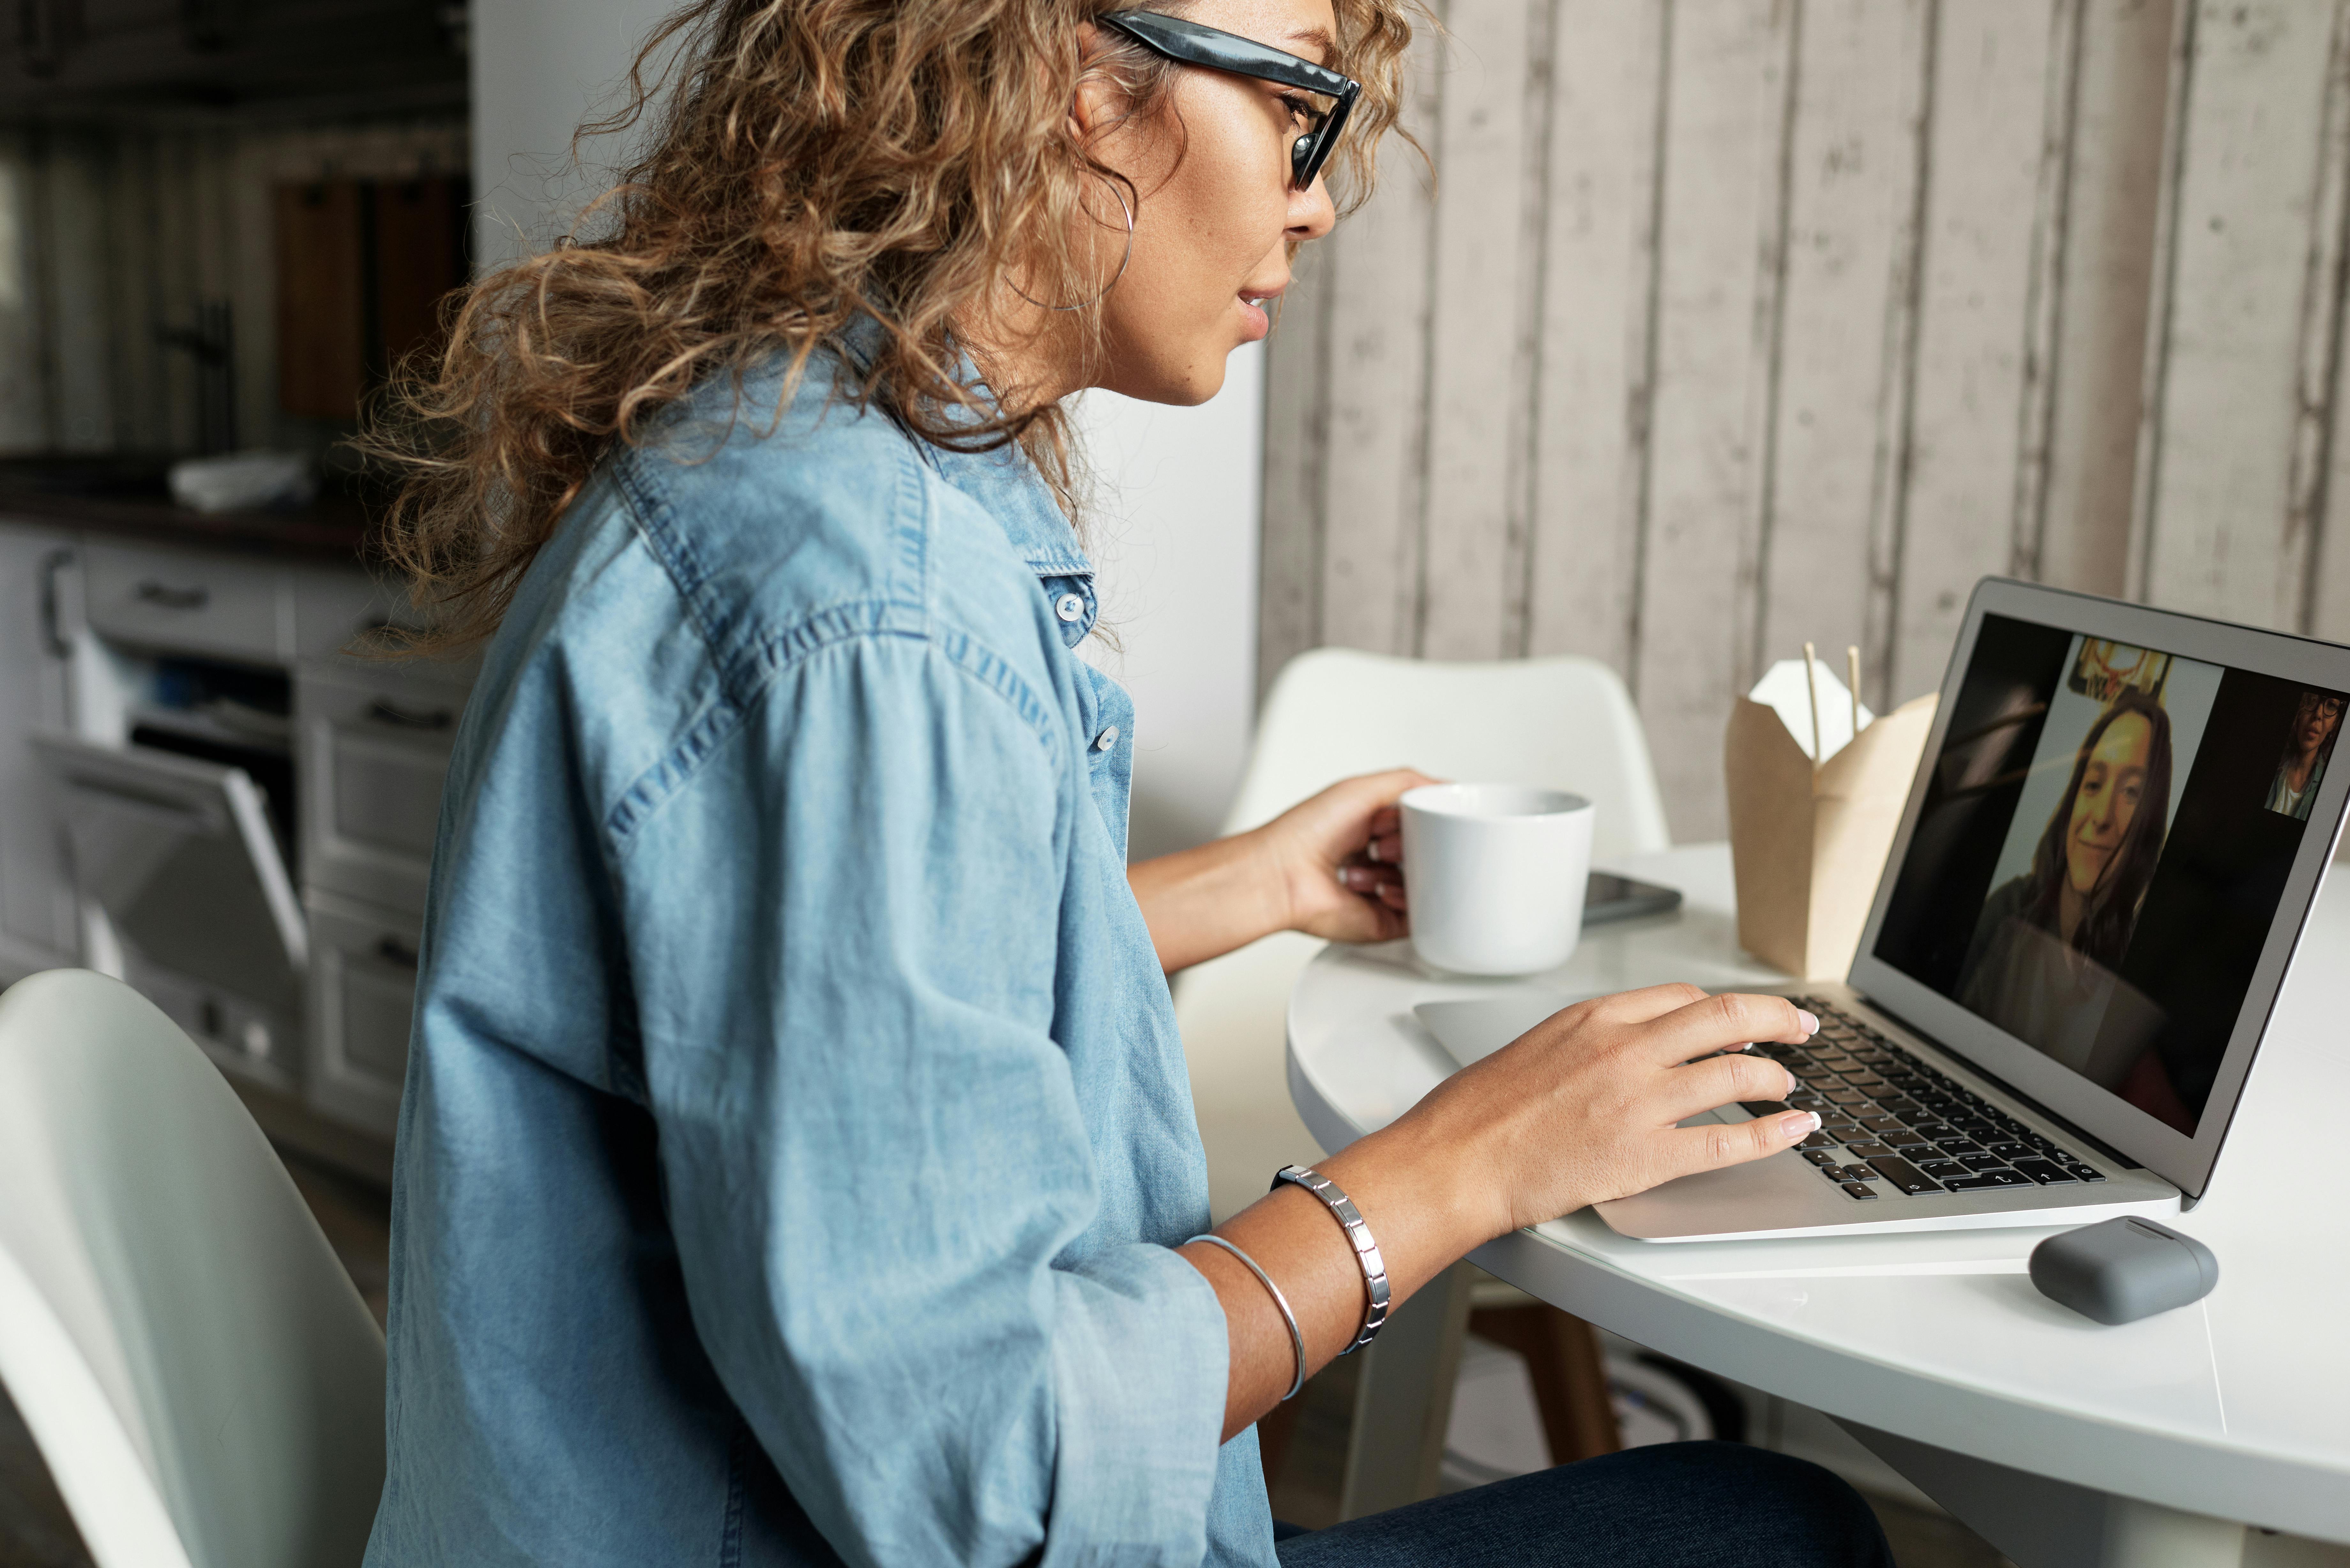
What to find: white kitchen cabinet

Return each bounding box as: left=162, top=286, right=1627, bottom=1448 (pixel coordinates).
left=82, top=540, right=289, bottom=663
left=0, top=519, right=80, bottom=980
left=297, top=660, right=465, bottom=911
left=304, top=887, right=421, bottom=1136
left=4, top=521, right=468, bottom=1168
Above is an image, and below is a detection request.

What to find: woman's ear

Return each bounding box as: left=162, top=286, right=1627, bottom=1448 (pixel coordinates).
left=1069, top=22, right=1115, bottom=145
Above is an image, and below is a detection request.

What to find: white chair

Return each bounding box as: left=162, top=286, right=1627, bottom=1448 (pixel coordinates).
left=1177, top=650, right=1672, bottom=1511
left=1176, top=648, right=1672, bottom=1222
left=0, top=969, right=385, bottom=1568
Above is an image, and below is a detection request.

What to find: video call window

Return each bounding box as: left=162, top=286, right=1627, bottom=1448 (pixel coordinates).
left=2264, top=690, right=2342, bottom=821
left=1873, top=616, right=2342, bottom=1138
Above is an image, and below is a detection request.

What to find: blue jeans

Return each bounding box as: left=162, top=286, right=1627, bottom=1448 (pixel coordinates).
left=1274, top=1443, right=1896, bottom=1567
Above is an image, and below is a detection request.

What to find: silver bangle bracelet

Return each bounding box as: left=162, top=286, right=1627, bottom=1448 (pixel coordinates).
left=1271, top=1164, right=1391, bottom=1353
left=1186, top=1234, right=1307, bottom=1401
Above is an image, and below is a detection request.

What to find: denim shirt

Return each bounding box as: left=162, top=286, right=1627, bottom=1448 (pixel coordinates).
left=364, top=354, right=1276, bottom=1568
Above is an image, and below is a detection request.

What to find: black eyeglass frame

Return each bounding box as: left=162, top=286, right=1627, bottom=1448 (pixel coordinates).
left=1098, top=10, right=1360, bottom=192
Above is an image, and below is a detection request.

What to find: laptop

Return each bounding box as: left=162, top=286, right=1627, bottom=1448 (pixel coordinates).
left=1417, top=577, right=2350, bottom=1241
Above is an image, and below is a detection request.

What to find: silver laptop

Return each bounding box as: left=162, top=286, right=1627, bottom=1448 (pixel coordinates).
left=1420, top=578, right=2350, bottom=1241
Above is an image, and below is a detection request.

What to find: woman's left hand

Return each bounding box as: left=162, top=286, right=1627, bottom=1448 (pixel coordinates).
left=1258, top=768, right=1436, bottom=944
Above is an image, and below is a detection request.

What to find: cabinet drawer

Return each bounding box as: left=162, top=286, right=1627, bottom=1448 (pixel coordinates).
left=85, top=543, right=287, bottom=662
left=290, top=566, right=395, bottom=663
left=297, top=665, right=466, bottom=909
left=305, top=889, right=421, bottom=1136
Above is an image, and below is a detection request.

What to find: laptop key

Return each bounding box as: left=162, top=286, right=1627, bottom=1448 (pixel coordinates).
left=1915, top=1159, right=1967, bottom=1180
left=1866, top=1156, right=1942, bottom=1195
left=1802, top=1149, right=1840, bottom=1167
left=2064, top=1164, right=2107, bottom=1183
left=1840, top=1182, right=1880, bottom=1200
left=1798, top=1130, right=1839, bottom=1151
left=1958, top=1153, right=2008, bottom=1170
left=1844, top=1142, right=1895, bottom=1162
left=1738, top=1100, right=1792, bottom=1118
left=1942, top=1168, right=2033, bottom=1190
left=2008, top=1159, right=2077, bottom=1184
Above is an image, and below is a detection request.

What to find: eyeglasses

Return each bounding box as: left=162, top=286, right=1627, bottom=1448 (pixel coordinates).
left=1098, top=9, right=1360, bottom=192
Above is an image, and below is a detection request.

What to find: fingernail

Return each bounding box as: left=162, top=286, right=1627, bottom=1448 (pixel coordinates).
left=1797, top=1009, right=1819, bottom=1035
left=1782, top=1071, right=1800, bottom=1099
left=1778, top=1110, right=1821, bottom=1140
left=1365, top=841, right=1384, bottom=863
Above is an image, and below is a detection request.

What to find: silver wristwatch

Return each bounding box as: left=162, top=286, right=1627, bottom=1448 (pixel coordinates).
left=1272, top=1164, right=1391, bottom=1352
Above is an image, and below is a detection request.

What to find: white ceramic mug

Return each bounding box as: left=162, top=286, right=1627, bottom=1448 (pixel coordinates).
left=1400, top=783, right=1596, bottom=976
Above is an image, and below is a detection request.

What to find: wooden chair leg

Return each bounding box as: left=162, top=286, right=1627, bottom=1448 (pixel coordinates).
left=1466, top=1302, right=1621, bottom=1466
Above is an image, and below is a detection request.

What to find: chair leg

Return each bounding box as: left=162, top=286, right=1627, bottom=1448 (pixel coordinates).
left=1336, top=1261, right=1475, bottom=1519
left=1466, top=1302, right=1621, bottom=1466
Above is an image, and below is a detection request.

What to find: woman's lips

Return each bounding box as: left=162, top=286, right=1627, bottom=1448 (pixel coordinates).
left=1238, top=294, right=1271, bottom=342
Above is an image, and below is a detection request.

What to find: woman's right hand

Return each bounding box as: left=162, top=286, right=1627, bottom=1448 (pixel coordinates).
left=1359, top=984, right=1822, bottom=1240
left=1195, top=982, right=1821, bottom=1437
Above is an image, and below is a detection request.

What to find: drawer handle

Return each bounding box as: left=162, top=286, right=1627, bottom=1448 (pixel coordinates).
left=375, top=936, right=419, bottom=969
left=135, top=581, right=210, bottom=611
left=40, top=550, right=74, bottom=658
left=367, top=697, right=453, bottom=731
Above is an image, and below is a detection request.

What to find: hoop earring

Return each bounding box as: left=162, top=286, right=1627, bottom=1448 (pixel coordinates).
left=1009, top=179, right=1135, bottom=312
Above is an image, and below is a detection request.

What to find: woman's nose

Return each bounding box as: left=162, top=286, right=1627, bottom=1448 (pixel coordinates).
left=1289, top=171, right=1337, bottom=243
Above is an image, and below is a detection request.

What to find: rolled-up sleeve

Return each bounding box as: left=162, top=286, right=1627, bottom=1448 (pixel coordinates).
left=612, top=629, right=1228, bottom=1568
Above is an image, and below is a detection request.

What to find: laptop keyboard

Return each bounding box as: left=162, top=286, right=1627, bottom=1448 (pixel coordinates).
left=1741, top=998, right=2109, bottom=1201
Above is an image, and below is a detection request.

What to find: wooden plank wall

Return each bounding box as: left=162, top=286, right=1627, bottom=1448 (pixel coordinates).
left=0, top=117, right=467, bottom=458
left=1266, top=0, right=2350, bottom=841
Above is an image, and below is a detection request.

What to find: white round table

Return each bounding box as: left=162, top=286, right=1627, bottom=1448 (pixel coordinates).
left=1285, top=843, right=2350, bottom=1567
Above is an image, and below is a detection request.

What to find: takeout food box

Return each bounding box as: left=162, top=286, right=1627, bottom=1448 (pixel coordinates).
left=1725, top=662, right=1938, bottom=980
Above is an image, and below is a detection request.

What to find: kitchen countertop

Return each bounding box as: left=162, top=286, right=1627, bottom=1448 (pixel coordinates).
left=0, top=458, right=376, bottom=565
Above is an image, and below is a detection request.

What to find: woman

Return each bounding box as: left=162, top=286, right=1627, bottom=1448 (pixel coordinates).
left=1958, top=691, right=2172, bottom=1077
left=2264, top=690, right=2342, bottom=820
left=362, top=2, right=1891, bottom=1563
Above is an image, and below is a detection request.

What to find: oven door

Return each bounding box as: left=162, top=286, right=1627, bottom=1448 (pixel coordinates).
left=33, top=733, right=306, bottom=1085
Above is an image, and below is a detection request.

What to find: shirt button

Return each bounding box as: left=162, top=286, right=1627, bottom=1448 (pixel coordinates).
left=1055, top=593, right=1087, bottom=624
left=1094, top=726, right=1119, bottom=751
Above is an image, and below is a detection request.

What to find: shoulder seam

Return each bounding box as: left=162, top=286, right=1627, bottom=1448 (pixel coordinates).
left=603, top=616, right=1067, bottom=844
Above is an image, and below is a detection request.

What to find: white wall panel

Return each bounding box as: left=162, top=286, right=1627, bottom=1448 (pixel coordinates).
left=1264, top=0, right=2350, bottom=839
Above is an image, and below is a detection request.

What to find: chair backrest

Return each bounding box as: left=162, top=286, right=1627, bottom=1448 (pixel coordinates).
left=1221, top=648, right=1672, bottom=854
left=0, top=970, right=385, bottom=1568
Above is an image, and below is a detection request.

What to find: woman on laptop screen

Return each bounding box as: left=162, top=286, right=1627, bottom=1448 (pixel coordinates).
left=1957, top=688, right=2173, bottom=1082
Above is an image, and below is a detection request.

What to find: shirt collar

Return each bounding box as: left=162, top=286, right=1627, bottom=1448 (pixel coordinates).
left=923, top=438, right=1093, bottom=581
left=829, top=317, right=1095, bottom=581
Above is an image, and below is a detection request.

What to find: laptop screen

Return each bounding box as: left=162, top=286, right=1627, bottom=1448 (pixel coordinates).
left=1870, top=613, right=2344, bottom=1137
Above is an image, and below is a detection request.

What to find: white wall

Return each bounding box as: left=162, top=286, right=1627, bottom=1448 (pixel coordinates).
left=1075, top=354, right=1264, bottom=861
left=471, top=0, right=1264, bottom=859
left=470, top=0, right=675, bottom=266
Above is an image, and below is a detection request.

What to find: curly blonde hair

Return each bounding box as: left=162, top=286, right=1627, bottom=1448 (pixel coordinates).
left=365, top=0, right=1421, bottom=649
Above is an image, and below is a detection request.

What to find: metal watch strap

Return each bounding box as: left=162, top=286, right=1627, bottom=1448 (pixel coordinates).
left=1271, top=1164, right=1391, bottom=1352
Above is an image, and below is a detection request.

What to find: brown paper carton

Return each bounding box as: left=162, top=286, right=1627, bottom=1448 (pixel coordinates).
left=1725, top=692, right=1940, bottom=980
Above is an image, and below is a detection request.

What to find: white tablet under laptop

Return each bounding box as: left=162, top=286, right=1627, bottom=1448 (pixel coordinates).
left=1417, top=577, right=2350, bottom=1241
